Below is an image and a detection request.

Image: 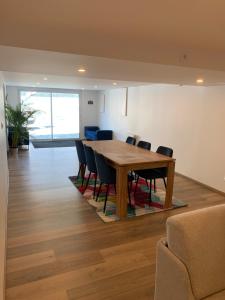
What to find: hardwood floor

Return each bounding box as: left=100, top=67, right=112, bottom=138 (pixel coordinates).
left=6, top=146, right=225, bottom=300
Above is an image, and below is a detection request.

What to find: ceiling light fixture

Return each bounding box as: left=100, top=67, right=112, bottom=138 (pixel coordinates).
left=196, top=78, right=204, bottom=84
left=113, top=82, right=117, bottom=86
left=43, top=77, right=48, bottom=81
left=36, top=82, right=40, bottom=85
left=78, top=67, right=86, bottom=73
left=94, top=85, right=98, bottom=89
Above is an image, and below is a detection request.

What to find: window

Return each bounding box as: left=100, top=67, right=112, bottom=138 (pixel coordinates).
left=20, top=90, right=80, bottom=140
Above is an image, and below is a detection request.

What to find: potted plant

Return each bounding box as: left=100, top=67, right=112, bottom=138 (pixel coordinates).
left=5, top=102, right=38, bottom=153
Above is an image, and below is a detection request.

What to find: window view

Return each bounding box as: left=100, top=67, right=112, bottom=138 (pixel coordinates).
left=20, top=91, right=80, bottom=140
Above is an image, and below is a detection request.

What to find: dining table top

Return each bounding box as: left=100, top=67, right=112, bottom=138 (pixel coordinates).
left=83, top=140, right=175, bottom=167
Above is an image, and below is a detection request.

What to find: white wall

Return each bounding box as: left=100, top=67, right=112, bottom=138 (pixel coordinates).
left=6, top=86, right=100, bottom=138
left=99, top=85, right=225, bottom=193
left=0, top=72, right=9, bottom=300
left=79, top=90, right=100, bottom=137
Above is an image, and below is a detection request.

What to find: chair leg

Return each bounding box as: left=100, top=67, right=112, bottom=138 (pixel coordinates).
left=84, top=171, right=91, bottom=192
left=145, top=179, right=149, bottom=188
left=163, top=178, right=167, bottom=188
left=127, top=184, right=131, bottom=205
left=93, top=173, right=97, bottom=199
left=129, top=180, right=133, bottom=194
left=96, top=182, right=102, bottom=202
left=148, top=179, right=152, bottom=202
left=77, top=164, right=82, bottom=179
left=81, top=165, right=86, bottom=186
left=134, top=175, right=139, bottom=195
left=130, top=180, right=133, bottom=189
left=104, top=184, right=109, bottom=213
left=154, top=178, right=156, bottom=193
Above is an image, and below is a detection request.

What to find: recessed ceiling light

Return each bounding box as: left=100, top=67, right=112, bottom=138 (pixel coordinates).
left=43, top=77, right=48, bottom=81
left=94, top=85, right=98, bottom=89
left=81, top=88, right=85, bottom=90
left=196, top=78, right=204, bottom=84
left=78, top=67, right=86, bottom=73
left=36, top=82, right=40, bottom=85
left=113, top=82, right=117, bottom=86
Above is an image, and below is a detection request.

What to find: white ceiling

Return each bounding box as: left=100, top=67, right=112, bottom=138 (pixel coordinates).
left=3, top=71, right=148, bottom=90
left=1, top=46, right=225, bottom=89
left=2, top=0, right=225, bottom=88
left=1, top=0, right=225, bottom=71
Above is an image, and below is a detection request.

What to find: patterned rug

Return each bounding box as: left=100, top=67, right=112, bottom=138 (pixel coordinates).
left=69, top=174, right=187, bottom=222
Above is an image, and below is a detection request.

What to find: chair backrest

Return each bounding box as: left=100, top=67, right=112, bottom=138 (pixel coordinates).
left=137, top=140, right=151, bottom=150
left=94, top=151, right=116, bottom=184
left=156, top=146, right=173, bottom=157
left=126, top=136, right=136, bottom=145
left=84, top=145, right=97, bottom=173
left=156, top=146, right=173, bottom=177
left=75, top=140, right=86, bottom=164
left=167, top=204, right=225, bottom=299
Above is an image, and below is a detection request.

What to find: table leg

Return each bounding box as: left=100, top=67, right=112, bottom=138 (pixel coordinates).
left=164, top=160, right=175, bottom=209
left=116, top=166, right=128, bottom=219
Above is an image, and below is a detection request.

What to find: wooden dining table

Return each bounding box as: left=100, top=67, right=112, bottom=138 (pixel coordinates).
left=84, top=140, right=175, bottom=220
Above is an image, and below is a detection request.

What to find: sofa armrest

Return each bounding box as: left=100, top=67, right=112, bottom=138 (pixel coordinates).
left=166, top=205, right=225, bottom=299
left=154, top=239, right=195, bottom=300
left=96, top=130, right=113, bottom=140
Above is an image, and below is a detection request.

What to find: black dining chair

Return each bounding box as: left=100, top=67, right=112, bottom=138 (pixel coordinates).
left=83, top=145, right=98, bottom=198
left=75, top=140, right=86, bottom=186
left=134, top=146, right=173, bottom=201
left=94, top=151, right=116, bottom=213
left=126, top=136, right=136, bottom=145
left=126, top=136, right=136, bottom=181
left=137, top=140, right=151, bottom=150
left=134, top=140, right=151, bottom=185
left=150, top=146, right=173, bottom=190
left=94, top=151, right=133, bottom=213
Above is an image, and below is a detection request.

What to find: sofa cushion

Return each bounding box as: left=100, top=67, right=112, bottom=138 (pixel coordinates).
left=84, top=128, right=113, bottom=141
left=167, top=205, right=225, bottom=300
left=85, top=131, right=97, bottom=140
left=96, top=130, right=112, bottom=140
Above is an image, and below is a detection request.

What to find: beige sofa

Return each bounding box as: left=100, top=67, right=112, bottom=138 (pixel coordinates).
left=154, top=204, right=225, bottom=300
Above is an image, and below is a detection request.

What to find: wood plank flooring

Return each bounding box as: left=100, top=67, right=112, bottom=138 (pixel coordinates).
left=6, top=146, right=225, bottom=300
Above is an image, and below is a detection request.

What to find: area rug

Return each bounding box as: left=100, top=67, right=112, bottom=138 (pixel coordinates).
left=32, top=140, right=75, bottom=148
left=69, top=174, right=187, bottom=222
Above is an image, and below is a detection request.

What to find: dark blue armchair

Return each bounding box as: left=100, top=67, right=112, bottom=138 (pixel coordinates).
left=84, top=126, right=113, bottom=140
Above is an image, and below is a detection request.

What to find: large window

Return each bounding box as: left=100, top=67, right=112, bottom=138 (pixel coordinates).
left=20, top=90, right=80, bottom=140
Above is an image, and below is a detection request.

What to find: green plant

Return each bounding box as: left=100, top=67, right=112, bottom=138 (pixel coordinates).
left=5, top=102, right=38, bottom=148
